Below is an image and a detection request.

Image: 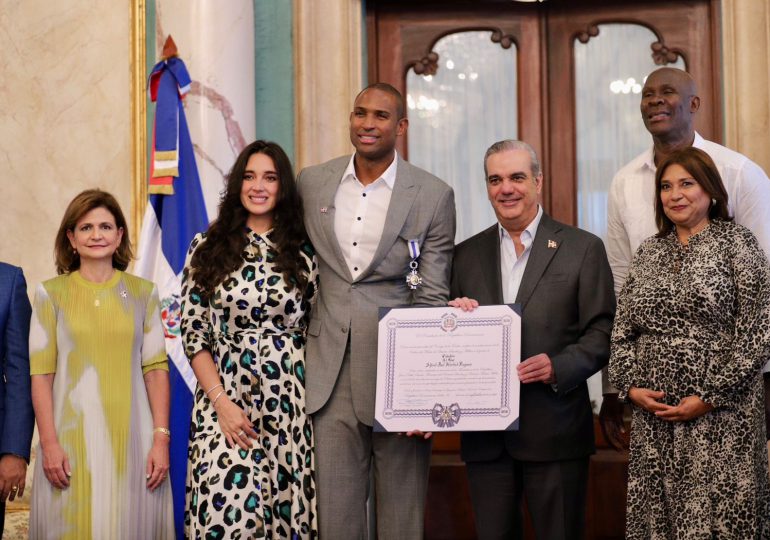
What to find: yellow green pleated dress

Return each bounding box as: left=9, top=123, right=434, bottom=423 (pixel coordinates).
left=28, top=270, right=175, bottom=540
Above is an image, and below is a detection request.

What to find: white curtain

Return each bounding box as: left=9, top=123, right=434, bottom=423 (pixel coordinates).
left=407, top=31, right=518, bottom=243
left=574, top=23, right=685, bottom=240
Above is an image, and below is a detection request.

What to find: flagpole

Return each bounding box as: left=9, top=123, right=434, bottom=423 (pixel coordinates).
left=139, top=47, right=209, bottom=540
left=130, top=0, right=148, bottom=251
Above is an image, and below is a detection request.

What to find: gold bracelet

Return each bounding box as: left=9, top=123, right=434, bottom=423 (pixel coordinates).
left=153, top=427, right=171, bottom=437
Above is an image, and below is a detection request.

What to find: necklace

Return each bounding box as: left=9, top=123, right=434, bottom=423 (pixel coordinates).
left=93, top=286, right=128, bottom=307
left=72, top=269, right=123, bottom=307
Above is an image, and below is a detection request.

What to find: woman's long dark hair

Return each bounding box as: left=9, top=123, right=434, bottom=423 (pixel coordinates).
left=189, top=140, right=309, bottom=299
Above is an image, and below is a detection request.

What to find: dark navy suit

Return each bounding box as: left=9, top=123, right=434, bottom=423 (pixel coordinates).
left=0, top=262, right=34, bottom=531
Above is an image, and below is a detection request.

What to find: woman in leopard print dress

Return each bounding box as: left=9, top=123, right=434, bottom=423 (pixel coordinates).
left=609, top=147, right=770, bottom=539
left=181, top=141, right=318, bottom=539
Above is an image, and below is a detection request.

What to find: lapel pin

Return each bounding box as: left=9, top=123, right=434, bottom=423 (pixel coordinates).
left=320, top=207, right=328, bottom=214
left=547, top=240, right=558, bottom=249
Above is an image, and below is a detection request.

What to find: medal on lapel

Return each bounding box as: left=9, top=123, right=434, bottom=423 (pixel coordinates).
left=406, top=239, right=422, bottom=290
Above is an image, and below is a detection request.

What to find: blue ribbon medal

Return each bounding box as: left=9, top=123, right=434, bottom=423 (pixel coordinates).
left=406, top=239, right=422, bottom=290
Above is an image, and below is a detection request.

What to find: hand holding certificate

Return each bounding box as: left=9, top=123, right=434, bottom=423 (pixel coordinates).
left=373, top=304, right=521, bottom=432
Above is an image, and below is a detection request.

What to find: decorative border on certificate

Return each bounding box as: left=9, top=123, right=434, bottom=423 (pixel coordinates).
left=374, top=304, right=521, bottom=432
left=383, top=314, right=513, bottom=420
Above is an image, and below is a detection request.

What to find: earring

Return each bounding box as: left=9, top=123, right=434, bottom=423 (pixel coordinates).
left=711, top=198, right=717, bottom=206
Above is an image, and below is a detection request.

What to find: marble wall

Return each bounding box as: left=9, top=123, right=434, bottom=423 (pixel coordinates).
left=0, top=2, right=131, bottom=531
left=0, top=0, right=132, bottom=295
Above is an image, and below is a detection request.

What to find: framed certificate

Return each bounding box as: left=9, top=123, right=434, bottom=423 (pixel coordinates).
left=373, top=304, right=521, bottom=432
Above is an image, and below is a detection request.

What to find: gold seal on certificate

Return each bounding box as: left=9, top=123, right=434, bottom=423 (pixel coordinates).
left=373, top=304, right=521, bottom=432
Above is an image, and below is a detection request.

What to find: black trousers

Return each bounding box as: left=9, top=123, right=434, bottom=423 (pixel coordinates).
left=466, top=453, right=589, bottom=540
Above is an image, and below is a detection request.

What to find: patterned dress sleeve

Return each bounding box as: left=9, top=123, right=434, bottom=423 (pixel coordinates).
left=608, top=243, right=646, bottom=401
left=141, top=285, right=169, bottom=374
left=701, top=227, right=770, bottom=408
left=29, top=283, right=58, bottom=375
left=180, top=233, right=212, bottom=361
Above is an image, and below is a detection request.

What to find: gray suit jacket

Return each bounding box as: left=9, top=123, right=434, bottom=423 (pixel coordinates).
left=297, top=155, right=456, bottom=425
left=451, top=214, right=615, bottom=462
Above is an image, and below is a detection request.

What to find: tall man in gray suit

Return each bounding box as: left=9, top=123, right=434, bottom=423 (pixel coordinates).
left=296, top=83, right=456, bottom=539
left=450, top=140, right=614, bottom=539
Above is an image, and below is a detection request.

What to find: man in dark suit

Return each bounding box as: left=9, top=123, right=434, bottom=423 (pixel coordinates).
left=450, top=140, right=615, bottom=539
left=296, top=83, right=455, bottom=539
left=0, top=262, right=34, bottom=534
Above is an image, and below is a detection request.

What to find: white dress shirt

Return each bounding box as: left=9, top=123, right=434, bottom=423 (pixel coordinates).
left=607, top=132, right=770, bottom=380
left=334, top=153, right=398, bottom=279
left=500, top=205, right=544, bottom=303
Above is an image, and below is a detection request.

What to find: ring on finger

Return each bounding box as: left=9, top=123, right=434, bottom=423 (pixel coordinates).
left=237, top=430, right=246, bottom=438
left=11, top=486, right=18, bottom=491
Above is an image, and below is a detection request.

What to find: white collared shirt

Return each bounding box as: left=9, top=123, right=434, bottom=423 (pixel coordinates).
left=334, top=152, right=398, bottom=279
left=500, top=205, right=544, bottom=303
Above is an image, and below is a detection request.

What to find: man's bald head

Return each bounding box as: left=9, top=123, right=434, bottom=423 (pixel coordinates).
left=647, top=67, right=697, bottom=95
left=640, top=67, right=700, bottom=146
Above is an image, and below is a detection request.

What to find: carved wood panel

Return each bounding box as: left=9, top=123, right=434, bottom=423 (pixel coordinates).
left=367, top=2, right=546, bottom=207
left=368, top=0, right=721, bottom=226
left=546, top=0, right=722, bottom=224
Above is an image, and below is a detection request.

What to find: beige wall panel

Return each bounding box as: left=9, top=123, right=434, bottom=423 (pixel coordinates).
left=294, top=0, right=363, bottom=170
left=0, top=0, right=131, bottom=292
left=722, top=0, right=770, bottom=173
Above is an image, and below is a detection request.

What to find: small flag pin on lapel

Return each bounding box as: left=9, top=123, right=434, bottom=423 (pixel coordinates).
left=320, top=207, right=328, bottom=214
left=547, top=239, right=558, bottom=249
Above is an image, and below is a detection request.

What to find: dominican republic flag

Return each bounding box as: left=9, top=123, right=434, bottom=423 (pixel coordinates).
left=135, top=55, right=208, bottom=540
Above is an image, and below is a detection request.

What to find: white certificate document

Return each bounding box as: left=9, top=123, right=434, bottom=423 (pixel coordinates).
left=373, top=304, right=521, bottom=432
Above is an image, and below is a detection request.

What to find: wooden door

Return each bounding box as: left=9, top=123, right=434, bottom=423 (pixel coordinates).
left=367, top=1, right=545, bottom=169
left=366, top=0, right=720, bottom=224
left=545, top=0, right=721, bottom=223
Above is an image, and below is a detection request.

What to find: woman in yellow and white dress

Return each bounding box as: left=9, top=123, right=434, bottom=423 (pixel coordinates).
left=28, top=189, right=174, bottom=539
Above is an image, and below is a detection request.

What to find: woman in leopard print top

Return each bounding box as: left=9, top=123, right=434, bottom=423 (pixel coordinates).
left=609, top=147, right=770, bottom=538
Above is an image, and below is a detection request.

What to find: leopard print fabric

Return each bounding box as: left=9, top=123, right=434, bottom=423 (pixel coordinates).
left=181, top=230, right=319, bottom=539
left=609, top=220, right=770, bottom=539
